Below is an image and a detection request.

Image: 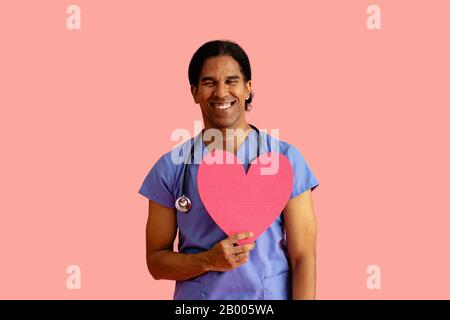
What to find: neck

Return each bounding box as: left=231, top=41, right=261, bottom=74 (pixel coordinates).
left=202, top=122, right=252, bottom=155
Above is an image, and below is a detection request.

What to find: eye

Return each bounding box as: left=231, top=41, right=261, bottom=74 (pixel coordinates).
left=227, top=80, right=238, bottom=85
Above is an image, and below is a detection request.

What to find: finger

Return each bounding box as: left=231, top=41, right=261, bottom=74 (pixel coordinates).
left=234, top=251, right=249, bottom=259
left=231, top=242, right=255, bottom=254
left=227, top=232, right=254, bottom=245
left=235, top=253, right=249, bottom=264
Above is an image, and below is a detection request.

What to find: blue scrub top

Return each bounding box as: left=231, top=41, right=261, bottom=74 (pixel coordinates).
left=138, top=128, right=319, bottom=300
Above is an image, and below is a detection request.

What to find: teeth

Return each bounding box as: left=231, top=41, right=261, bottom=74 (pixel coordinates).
left=213, top=102, right=232, bottom=110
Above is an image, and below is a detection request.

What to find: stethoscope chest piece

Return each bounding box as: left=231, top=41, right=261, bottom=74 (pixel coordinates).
left=175, top=195, right=192, bottom=213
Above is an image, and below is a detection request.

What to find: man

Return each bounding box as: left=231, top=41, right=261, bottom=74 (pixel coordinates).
left=138, top=40, right=319, bottom=299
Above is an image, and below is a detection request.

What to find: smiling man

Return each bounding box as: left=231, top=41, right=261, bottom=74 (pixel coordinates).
left=138, top=40, right=320, bottom=300
left=194, top=54, right=249, bottom=128
left=191, top=47, right=253, bottom=155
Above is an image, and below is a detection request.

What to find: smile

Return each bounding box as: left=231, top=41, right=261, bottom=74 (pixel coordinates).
left=209, top=100, right=237, bottom=110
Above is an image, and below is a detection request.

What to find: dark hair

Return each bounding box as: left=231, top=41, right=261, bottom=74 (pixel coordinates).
left=188, top=40, right=254, bottom=111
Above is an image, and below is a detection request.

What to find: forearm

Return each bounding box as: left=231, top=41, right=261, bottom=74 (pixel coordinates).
left=147, top=249, right=211, bottom=281
left=291, top=257, right=316, bottom=300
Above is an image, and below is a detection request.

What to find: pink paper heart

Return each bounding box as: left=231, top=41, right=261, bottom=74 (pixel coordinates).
left=197, top=150, right=294, bottom=246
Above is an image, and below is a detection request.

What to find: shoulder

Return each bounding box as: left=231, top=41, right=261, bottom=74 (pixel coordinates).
left=159, top=135, right=198, bottom=167
left=138, top=136, right=197, bottom=205
left=260, top=130, right=319, bottom=196
left=259, top=130, right=305, bottom=161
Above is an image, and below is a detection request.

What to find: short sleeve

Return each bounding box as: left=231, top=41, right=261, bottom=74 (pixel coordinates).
left=286, top=146, right=320, bottom=199
left=138, top=154, right=176, bottom=209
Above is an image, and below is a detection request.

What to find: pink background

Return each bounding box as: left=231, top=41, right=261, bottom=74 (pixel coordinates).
left=0, top=0, right=449, bottom=299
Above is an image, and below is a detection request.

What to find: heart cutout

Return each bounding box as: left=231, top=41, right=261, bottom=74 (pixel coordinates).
left=197, top=149, right=294, bottom=246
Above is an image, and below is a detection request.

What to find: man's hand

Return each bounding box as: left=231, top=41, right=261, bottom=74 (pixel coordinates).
left=205, top=232, right=256, bottom=272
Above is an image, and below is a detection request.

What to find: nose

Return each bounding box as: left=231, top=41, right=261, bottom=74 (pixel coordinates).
left=213, top=82, right=228, bottom=99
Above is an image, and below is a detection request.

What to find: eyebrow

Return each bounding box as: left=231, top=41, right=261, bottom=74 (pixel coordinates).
left=200, top=75, right=241, bottom=82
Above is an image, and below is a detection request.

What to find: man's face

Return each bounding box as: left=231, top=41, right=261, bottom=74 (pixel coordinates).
left=191, top=55, right=252, bottom=130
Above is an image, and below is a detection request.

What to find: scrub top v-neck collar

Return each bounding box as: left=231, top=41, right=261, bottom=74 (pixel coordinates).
left=199, top=127, right=258, bottom=165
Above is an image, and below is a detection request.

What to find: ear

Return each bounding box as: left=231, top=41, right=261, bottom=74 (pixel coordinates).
left=190, top=85, right=199, bottom=104
left=245, top=80, right=252, bottom=99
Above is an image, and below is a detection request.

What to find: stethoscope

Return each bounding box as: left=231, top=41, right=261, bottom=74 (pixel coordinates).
left=175, top=124, right=261, bottom=213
